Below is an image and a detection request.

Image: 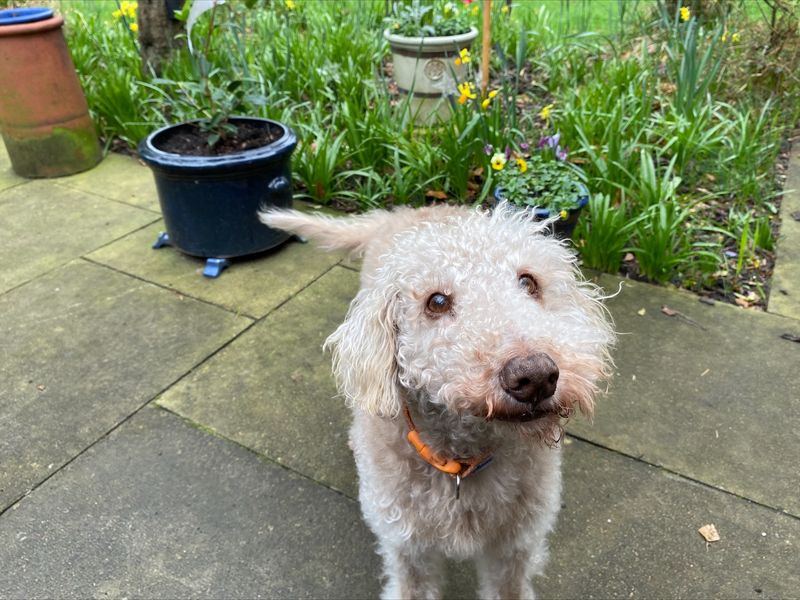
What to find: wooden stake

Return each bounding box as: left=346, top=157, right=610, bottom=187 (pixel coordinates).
left=481, top=0, right=491, bottom=96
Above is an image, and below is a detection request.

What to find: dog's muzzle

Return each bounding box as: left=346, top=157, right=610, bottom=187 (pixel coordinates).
left=496, top=352, right=559, bottom=421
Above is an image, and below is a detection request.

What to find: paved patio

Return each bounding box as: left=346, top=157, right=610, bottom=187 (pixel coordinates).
left=1, top=143, right=799, bottom=599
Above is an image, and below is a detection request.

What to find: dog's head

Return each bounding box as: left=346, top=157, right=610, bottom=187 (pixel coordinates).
left=262, top=204, right=615, bottom=437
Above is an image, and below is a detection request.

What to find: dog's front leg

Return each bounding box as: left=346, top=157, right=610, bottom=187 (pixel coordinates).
left=379, top=542, right=445, bottom=600
left=475, top=543, right=539, bottom=600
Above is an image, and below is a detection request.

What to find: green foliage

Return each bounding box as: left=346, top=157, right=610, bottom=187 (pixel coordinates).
left=292, top=129, right=349, bottom=204
left=62, top=0, right=797, bottom=297
left=631, top=201, right=692, bottom=284
left=658, top=4, right=727, bottom=118
left=495, top=154, right=585, bottom=213
left=386, top=0, right=473, bottom=37
left=575, top=194, right=635, bottom=273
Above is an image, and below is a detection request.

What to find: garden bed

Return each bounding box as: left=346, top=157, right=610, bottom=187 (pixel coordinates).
left=63, top=0, right=800, bottom=310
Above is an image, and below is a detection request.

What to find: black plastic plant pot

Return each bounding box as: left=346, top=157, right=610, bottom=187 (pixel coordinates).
left=493, top=185, right=589, bottom=240
left=138, top=117, right=297, bottom=259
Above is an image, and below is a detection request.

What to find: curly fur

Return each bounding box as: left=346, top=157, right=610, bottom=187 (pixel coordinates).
left=260, top=203, right=615, bottom=599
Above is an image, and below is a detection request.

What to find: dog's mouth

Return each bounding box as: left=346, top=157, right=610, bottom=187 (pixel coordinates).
left=488, top=395, right=569, bottom=423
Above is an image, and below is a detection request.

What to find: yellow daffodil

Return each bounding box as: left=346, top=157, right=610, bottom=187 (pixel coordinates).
left=489, top=89, right=499, bottom=99
left=679, top=6, right=690, bottom=22
left=117, top=1, right=137, bottom=19
left=501, top=5, right=509, bottom=14
left=481, top=98, right=491, bottom=110
left=559, top=209, right=568, bottom=220
left=472, top=5, right=479, bottom=16
left=516, top=158, right=528, bottom=173
left=490, top=153, right=507, bottom=171
left=732, top=32, right=740, bottom=43
left=539, top=103, right=554, bottom=120
left=457, top=81, right=477, bottom=104
left=129, top=22, right=138, bottom=32
left=454, top=48, right=471, bottom=66
left=721, top=31, right=728, bottom=42
left=285, top=0, right=296, bottom=10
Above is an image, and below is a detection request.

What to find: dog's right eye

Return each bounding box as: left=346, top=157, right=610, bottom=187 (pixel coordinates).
left=426, top=292, right=452, bottom=316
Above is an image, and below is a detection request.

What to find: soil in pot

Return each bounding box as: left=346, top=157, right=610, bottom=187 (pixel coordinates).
left=154, top=121, right=283, bottom=156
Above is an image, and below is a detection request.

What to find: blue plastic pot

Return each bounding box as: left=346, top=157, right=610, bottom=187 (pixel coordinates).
left=0, top=7, right=54, bottom=25
left=138, top=117, right=297, bottom=260
left=493, top=184, right=589, bottom=240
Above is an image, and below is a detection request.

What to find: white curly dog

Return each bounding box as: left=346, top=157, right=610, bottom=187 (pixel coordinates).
left=261, top=203, right=615, bottom=599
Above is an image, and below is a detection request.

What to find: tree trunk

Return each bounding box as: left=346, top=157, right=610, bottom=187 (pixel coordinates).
left=137, top=0, right=184, bottom=76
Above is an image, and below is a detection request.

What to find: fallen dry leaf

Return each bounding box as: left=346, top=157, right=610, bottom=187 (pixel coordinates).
left=425, top=190, right=448, bottom=200
left=637, top=308, right=646, bottom=316
left=661, top=305, right=677, bottom=317
left=698, top=524, right=721, bottom=543
left=36, top=384, right=46, bottom=392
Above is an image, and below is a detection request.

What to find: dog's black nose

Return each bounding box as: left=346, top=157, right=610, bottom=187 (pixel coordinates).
left=500, top=353, right=559, bottom=405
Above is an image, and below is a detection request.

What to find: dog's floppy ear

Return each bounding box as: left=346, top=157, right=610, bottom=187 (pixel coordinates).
left=259, top=208, right=395, bottom=258
left=324, top=284, right=401, bottom=418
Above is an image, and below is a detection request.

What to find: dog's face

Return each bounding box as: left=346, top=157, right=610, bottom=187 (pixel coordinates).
left=326, top=206, right=614, bottom=436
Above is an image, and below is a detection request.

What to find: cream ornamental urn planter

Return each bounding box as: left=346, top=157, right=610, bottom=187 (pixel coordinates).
left=384, top=26, right=478, bottom=125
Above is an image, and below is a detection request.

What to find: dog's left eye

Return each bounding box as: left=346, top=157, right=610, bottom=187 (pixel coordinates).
left=518, top=274, right=540, bottom=297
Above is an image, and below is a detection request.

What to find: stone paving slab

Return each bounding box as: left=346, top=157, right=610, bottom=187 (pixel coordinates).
left=769, top=145, right=800, bottom=319
left=1, top=406, right=794, bottom=599
left=535, top=438, right=800, bottom=599
left=570, top=275, right=800, bottom=517
left=0, top=142, right=25, bottom=192
left=0, top=406, right=382, bottom=599
left=88, top=222, right=345, bottom=318
left=157, top=265, right=360, bottom=497
left=0, top=260, right=251, bottom=511
left=0, top=180, right=158, bottom=294
left=55, top=152, right=161, bottom=212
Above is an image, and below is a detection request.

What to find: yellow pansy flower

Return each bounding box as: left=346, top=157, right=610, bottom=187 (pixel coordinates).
left=490, top=153, right=507, bottom=171
left=680, top=6, right=690, bottom=21
left=516, top=158, right=528, bottom=173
